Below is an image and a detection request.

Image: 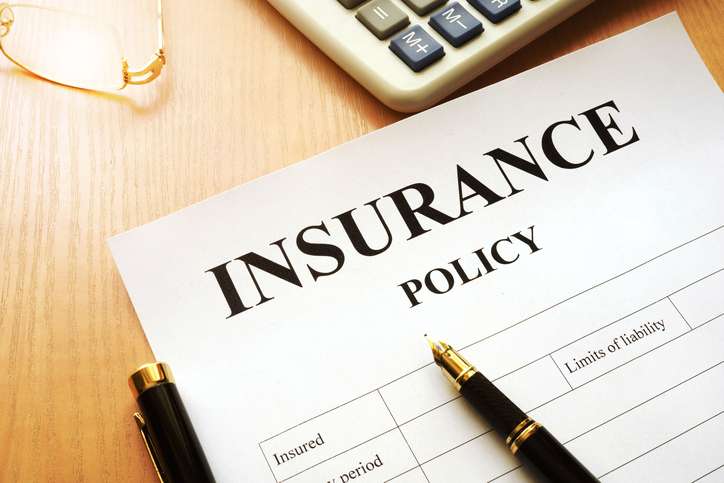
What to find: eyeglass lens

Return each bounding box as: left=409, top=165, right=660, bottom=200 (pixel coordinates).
left=0, top=4, right=125, bottom=90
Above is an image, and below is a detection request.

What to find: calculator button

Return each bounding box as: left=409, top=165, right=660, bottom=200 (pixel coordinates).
left=389, top=25, right=445, bottom=72
left=356, top=0, right=410, bottom=40
left=402, top=0, right=448, bottom=16
left=337, top=0, right=366, bottom=8
left=468, top=0, right=521, bottom=23
left=429, top=2, right=483, bottom=47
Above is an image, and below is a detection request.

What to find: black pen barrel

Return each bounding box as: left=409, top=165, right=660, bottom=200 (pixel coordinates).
left=137, top=382, right=215, bottom=483
left=515, top=426, right=599, bottom=483
left=460, top=372, right=599, bottom=483
left=459, top=372, right=527, bottom=437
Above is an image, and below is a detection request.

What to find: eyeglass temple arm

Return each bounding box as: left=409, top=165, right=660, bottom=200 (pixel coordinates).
left=124, top=0, right=165, bottom=86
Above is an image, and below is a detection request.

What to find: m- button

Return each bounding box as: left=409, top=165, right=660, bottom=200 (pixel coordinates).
left=430, top=2, right=483, bottom=47
left=389, top=25, right=445, bottom=72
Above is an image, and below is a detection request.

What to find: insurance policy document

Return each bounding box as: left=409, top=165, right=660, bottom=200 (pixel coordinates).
left=110, top=14, right=724, bottom=483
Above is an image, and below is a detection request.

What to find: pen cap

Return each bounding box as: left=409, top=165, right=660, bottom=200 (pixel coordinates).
left=129, top=362, right=174, bottom=399
left=514, top=426, right=599, bottom=482
left=128, top=362, right=216, bottom=483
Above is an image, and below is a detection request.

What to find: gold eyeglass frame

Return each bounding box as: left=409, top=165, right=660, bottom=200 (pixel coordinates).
left=0, top=0, right=165, bottom=90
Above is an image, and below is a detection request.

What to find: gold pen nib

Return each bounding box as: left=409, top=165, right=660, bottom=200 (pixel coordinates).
left=425, top=335, right=447, bottom=365
left=426, top=337, right=477, bottom=390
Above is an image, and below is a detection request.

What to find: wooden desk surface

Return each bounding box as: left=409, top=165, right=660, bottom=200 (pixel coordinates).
left=1, top=0, right=722, bottom=480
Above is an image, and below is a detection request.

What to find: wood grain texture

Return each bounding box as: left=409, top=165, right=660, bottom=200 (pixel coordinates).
left=1, top=0, right=721, bottom=481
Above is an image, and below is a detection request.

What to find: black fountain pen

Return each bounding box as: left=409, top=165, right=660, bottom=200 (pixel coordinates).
left=427, top=339, right=599, bottom=483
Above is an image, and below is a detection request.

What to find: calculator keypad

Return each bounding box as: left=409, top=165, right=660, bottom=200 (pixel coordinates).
left=356, top=0, right=411, bottom=39
left=346, top=0, right=524, bottom=72
left=389, top=25, right=445, bottom=72
left=429, top=2, right=483, bottom=47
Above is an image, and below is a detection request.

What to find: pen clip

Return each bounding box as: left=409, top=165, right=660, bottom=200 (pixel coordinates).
left=133, top=412, right=167, bottom=483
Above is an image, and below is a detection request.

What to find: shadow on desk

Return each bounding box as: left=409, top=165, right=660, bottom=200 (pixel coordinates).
left=0, top=63, right=171, bottom=115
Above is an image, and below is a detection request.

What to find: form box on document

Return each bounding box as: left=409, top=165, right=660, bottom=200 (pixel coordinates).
left=551, top=299, right=689, bottom=388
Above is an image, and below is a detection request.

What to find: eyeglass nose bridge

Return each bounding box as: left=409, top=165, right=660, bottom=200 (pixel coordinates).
left=0, top=4, right=14, bottom=37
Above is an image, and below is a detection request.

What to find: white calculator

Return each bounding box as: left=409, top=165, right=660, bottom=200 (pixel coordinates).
left=268, top=0, right=593, bottom=112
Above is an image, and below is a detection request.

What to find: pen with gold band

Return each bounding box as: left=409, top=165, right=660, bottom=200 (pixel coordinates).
left=428, top=339, right=599, bottom=483
left=129, top=362, right=216, bottom=483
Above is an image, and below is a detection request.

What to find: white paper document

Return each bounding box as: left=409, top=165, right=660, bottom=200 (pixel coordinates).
left=110, top=14, right=724, bottom=483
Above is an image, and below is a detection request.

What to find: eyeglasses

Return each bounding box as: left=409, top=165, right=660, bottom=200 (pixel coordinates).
left=0, top=0, right=164, bottom=91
